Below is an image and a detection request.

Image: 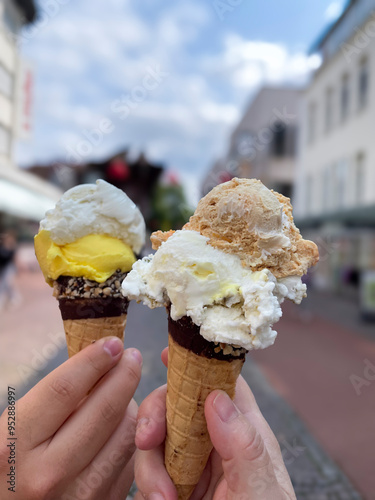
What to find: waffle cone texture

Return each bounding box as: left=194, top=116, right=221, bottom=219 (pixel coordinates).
left=165, top=333, right=244, bottom=499
left=63, top=315, right=127, bottom=358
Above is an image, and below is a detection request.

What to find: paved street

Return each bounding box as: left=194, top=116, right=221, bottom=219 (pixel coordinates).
left=0, top=267, right=369, bottom=499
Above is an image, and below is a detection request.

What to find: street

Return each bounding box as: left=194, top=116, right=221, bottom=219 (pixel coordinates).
left=0, top=267, right=369, bottom=499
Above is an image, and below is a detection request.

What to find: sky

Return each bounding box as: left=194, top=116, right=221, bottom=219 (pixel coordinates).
left=16, top=0, right=347, bottom=202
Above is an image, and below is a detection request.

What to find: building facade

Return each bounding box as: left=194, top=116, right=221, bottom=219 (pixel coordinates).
left=295, top=0, right=375, bottom=312
left=0, top=0, right=35, bottom=168
left=0, top=0, right=62, bottom=223
left=202, top=87, right=300, bottom=198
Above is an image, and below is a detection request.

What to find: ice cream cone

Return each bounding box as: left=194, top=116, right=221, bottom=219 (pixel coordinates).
left=56, top=274, right=129, bottom=358
left=121, top=178, right=319, bottom=499
left=63, top=314, right=127, bottom=357
left=165, top=315, right=245, bottom=499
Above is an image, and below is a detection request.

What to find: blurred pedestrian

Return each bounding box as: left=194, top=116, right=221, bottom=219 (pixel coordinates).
left=0, top=229, right=20, bottom=311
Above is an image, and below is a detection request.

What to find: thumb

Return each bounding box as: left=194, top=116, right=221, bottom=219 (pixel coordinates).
left=205, top=390, right=282, bottom=499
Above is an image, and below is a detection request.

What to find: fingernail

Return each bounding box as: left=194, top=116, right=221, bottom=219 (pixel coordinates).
left=103, top=337, right=123, bottom=358
left=148, top=493, right=164, bottom=500
left=130, top=348, right=143, bottom=366
left=136, top=417, right=150, bottom=435
left=213, top=391, right=239, bottom=423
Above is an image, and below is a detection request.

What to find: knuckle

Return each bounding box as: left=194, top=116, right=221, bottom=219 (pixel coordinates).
left=119, top=413, right=137, bottom=455
left=242, top=427, right=267, bottom=463
left=124, top=362, right=141, bottom=387
left=86, top=349, right=106, bottom=376
left=153, top=398, right=167, bottom=426
left=139, top=385, right=166, bottom=420
left=22, top=474, right=56, bottom=500
left=100, top=398, right=121, bottom=424
left=49, top=376, right=76, bottom=402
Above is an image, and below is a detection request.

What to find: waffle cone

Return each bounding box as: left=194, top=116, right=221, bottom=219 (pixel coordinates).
left=165, top=333, right=244, bottom=499
left=63, top=314, right=127, bottom=358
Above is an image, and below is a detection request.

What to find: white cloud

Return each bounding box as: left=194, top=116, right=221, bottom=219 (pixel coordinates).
left=199, top=102, right=239, bottom=124
left=214, top=35, right=315, bottom=89
left=324, top=1, right=345, bottom=22
left=16, top=1, right=314, bottom=186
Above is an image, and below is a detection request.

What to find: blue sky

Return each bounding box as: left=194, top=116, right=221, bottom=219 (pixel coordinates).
left=16, top=0, right=347, bottom=202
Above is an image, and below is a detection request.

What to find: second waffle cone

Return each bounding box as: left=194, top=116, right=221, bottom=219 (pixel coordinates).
left=165, top=333, right=244, bottom=499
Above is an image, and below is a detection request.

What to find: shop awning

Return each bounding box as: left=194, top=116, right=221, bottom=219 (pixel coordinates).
left=296, top=204, right=375, bottom=229
left=0, top=165, right=62, bottom=221
left=0, top=178, right=56, bottom=221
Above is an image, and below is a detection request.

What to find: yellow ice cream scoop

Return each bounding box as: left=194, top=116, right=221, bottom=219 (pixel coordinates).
left=34, top=230, right=136, bottom=285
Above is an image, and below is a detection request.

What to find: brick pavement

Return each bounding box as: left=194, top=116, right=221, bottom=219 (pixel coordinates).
left=0, top=269, right=65, bottom=405
left=252, top=293, right=375, bottom=499
left=0, top=268, right=365, bottom=499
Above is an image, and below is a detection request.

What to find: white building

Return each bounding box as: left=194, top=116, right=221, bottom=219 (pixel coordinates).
left=202, top=87, right=300, bottom=198
left=0, top=0, right=61, bottom=222
left=295, top=0, right=375, bottom=309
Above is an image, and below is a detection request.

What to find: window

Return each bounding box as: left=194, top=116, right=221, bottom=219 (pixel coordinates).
left=305, top=174, right=313, bottom=213
left=341, top=74, right=350, bottom=121
left=323, top=166, right=331, bottom=211
left=272, top=124, right=286, bottom=157
left=307, top=102, right=317, bottom=144
left=354, top=152, right=365, bottom=205
left=0, top=125, right=11, bottom=155
left=331, top=161, right=348, bottom=209
left=325, top=88, right=334, bottom=131
left=337, top=161, right=347, bottom=207
left=3, top=0, right=21, bottom=35
left=358, top=58, right=369, bottom=110
left=0, top=65, right=13, bottom=98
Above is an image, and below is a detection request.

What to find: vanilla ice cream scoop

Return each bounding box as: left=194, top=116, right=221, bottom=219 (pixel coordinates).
left=40, top=179, right=145, bottom=253
left=123, top=230, right=307, bottom=350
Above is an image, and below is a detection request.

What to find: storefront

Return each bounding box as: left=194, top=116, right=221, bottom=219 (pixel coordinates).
left=298, top=206, right=375, bottom=318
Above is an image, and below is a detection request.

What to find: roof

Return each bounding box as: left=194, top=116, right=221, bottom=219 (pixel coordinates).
left=309, top=0, right=356, bottom=54
left=13, top=0, right=36, bottom=23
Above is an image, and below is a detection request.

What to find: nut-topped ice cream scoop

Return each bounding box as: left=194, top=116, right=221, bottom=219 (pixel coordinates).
left=35, top=179, right=145, bottom=357
left=122, top=178, right=319, bottom=499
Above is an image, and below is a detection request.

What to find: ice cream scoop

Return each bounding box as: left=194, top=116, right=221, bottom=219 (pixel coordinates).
left=35, top=179, right=146, bottom=357
left=38, top=178, right=145, bottom=252
left=124, top=229, right=306, bottom=350
left=152, top=177, right=318, bottom=278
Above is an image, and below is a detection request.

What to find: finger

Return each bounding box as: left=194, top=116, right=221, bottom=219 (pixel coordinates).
left=64, top=454, right=135, bottom=500
left=135, top=385, right=167, bottom=450
left=71, top=399, right=138, bottom=498
left=205, top=390, right=281, bottom=498
left=233, top=376, right=288, bottom=475
left=135, top=446, right=177, bottom=500
left=190, top=452, right=222, bottom=500
left=108, top=459, right=135, bottom=500
left=18, top=336, right=125, bottom=448
left=47, top=348, right=142, bottom=477
left=233, top=375, right=259, bottom=414
left=161, top=347, right=168, bottom=368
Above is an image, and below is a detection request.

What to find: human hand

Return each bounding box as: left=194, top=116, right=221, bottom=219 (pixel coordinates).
left=0, top=337, right=142, bottom=500
left=134, top=348, right=295, bottom=499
